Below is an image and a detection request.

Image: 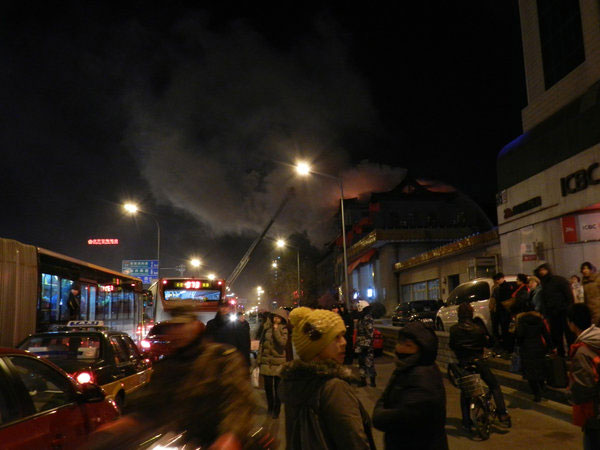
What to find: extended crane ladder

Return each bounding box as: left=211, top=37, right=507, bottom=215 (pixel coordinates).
left=227, top=187, right=295, bottom=287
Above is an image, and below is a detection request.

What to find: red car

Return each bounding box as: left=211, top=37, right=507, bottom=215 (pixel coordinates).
left=0, top=347, right=119, bottom=449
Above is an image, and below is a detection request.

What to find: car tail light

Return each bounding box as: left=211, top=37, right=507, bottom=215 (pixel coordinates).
left=75, top=371, right=94, bottom=384
left=141, top=339, right=151, bottom=349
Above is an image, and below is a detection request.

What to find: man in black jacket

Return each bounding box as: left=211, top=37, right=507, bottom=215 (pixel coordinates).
left=205, top=300, right=251, bottom=366
left=373, top=322, right=448, bottom=449
left=449, top=303, right=511, bottom=431
left=534, top=263, right=574, bottom=357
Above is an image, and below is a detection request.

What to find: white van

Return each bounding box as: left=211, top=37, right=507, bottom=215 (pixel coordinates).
left=435, top=276, right=517, bottom=334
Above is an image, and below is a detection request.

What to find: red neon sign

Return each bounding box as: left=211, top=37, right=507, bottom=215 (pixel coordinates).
left=88, top=239, right=119, bottom=245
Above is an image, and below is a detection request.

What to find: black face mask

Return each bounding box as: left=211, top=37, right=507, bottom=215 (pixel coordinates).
left=395, top=351, right=415, bottom=360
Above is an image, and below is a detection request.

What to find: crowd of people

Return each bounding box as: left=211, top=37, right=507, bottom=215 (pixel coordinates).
left=87, top=261, right=600, bottom=449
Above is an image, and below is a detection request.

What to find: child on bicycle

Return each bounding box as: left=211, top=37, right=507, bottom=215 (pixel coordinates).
left=449, top=302, right=512, bottom=432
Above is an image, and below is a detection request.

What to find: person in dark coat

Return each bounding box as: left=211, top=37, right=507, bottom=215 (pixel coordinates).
left=372, top=322, right=448, bottom=450
left=67, top=282, right=81, bottom=320
left=511, top=273, right=531, bottom=315
left=515, top=305, right=554, bottom=401
left=534, top=263, right=575, bottom=357
left=449, top=303, right=511, bottom=431
left=334, top=303, right=355, bottom=365
left=205, top=300, right=251, bottom=366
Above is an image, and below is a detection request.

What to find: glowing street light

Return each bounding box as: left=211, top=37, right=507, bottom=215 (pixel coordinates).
left=123, top=202, right=161, bottom=273
left=208, top=273, right=216, bottom=280
left=190, top=258, right=201, bottom=268
left=276, top=238, right=286, bottom=248
left=292, top=162, right=350, bottom=308
left=295, top=161, right=311, bottom=176
left=272, top=261, right=278, bottom=268
left=123, top=202, right=139, bottom=214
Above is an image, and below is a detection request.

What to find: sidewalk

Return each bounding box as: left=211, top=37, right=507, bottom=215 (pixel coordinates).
left=255, top=355, right=579, bottom=449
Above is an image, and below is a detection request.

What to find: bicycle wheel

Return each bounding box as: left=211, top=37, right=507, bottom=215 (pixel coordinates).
left=470, top=396, right=490, bottom=440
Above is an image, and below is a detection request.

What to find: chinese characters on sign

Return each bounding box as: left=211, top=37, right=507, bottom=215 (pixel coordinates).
left=88, top=238, right=119, bottom=245
left=122, top=260, right=159, bottom=285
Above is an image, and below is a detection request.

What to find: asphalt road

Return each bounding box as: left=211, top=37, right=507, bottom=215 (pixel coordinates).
left=255, top=355, right=581, bottom=449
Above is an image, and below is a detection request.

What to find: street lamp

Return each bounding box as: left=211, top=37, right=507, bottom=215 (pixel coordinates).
left=123, top=202, right=161, bottom=274
left=208, top=273, right=216, bottom=281
left=190, top=258, right=201, bottom=277
left=294, top=161, right=350, bottom=308
left=274, top=238, right=301, bottom=301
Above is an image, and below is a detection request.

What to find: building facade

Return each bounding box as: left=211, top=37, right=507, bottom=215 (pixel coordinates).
left=497, top=0, right=600, bottom=277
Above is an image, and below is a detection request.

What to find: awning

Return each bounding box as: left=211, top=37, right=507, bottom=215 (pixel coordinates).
left=347, top=249, right=377, bottom=274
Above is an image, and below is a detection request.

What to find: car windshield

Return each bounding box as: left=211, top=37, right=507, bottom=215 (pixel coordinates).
left=19, top=334, right=101, bottom=361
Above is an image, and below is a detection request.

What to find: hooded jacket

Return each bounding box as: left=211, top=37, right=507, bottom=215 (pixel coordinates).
left=515, top=311, right=553, bottom=381
left=583, top=272, right=600, bottom=325
left=570, top=325, right=600, bottom=427
left=258, top=309, right=289, bottom=376
left=534, top=264, right=573, bottom=314
left=448, top=319, right=490, bottom=362
left=373, top=322, right=448, bottom=450
left=279, top=359, right=375, bottom=450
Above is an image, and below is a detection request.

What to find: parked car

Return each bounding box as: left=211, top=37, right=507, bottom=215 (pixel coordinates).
left=0, top=347, right=119, bottom=449
left=435, top=276, right=517, bottom=334
left=18, top=321, right=152, bottom=412
left=391, top=300, right=442, bottom=327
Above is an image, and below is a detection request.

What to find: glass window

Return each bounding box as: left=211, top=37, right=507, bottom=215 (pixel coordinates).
left=401, top=285, right=412, bottom=303
left=60, top=279, right=74, bottom=321
left=120, top=336, right=140, bottom=359
left=427, top=279, right=440, bottom=300
left=19, top=334, right=102, bottom=361
left=110, top=337, right=129, bottom=364
left=537, top=0, right=585, bottom=89
left=0, top=369, right=20, bottom=424
left=40, top=274, right=60, bottom=323
left=8, top=356, right=74, bottom=413
left=413, top=282, right=427, bottom=301
left=464, top=281, right=491, bottom=303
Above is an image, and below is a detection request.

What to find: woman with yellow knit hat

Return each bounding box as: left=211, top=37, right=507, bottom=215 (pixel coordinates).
left=279, top=307, right=376, bottom=450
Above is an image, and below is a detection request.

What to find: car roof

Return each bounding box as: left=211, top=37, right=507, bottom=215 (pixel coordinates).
left=23, top=329, right=128, bottom=339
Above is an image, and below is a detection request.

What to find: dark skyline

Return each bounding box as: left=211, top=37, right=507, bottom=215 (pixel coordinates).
left=1, top=2, right=526, bottom=299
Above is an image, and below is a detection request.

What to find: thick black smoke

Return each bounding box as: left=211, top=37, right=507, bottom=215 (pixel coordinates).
left=125, top=16, right=406, bottom=242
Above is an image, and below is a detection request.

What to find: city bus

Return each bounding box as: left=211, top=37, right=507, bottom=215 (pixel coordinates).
left=0, top=238, right=145, bottom=347
left=146, top=277, right=226, bottom=324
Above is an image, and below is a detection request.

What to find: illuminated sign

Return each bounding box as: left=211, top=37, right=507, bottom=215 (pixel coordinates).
left=175, top=281, right=211, bottom=289
left=88, top=239, right=119, bottom=245
left=163, top=279, right=223, bottom=291
left=100, top=285, right=115, bottom=292
left=561, top=163, right=600, bottom=197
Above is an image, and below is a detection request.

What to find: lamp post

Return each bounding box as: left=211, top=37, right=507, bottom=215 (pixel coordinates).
left=276, top=238, right=301, bottom=301
left=123, top=203, right=161, bottom=274
left=294, top=162, right=350, bottom=308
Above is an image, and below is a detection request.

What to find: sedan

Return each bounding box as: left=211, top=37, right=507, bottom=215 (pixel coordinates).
left=0, top=347, right=119, bottom=449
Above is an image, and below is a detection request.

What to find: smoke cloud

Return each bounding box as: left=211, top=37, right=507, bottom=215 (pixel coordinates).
left=125, top=15, right=406, bottom=242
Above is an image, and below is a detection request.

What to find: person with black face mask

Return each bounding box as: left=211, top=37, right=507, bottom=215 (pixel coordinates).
left=372, top=322, right=448, bottom=449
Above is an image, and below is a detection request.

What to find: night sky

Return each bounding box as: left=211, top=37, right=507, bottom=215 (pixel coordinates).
left=1, top=1, right=526, bottom=299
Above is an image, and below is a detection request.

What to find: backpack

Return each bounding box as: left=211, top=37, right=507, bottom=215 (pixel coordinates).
left=288, top=385, right=330, bottom=450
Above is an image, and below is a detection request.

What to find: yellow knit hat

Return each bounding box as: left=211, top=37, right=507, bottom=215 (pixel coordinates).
left=289, top=307, right=346, bottom=362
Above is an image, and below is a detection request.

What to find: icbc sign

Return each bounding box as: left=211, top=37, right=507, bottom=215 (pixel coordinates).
left=560, top=162, right=600, bottom=197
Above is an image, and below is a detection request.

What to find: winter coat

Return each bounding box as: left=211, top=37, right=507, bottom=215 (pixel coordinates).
left=356, top=313, right=374, bottom=348
left=258, top=315, right=288, bottom=376
left=530, top=286, right=543, bottom=312
left=206, top=312, right=251, bottom=366
left=569, top=325, right=600, bottom=427
left=133, top=339, right=257, bottom=446
left=515, top=311, right=553, bottom=381
left=583, top=272, right=600, bottom=325
left=534, top=264, right=573, bottom=315
left=449, top=319, right=490, bottom=363
left=511, top=284, right=530, bottom=315
left=372, top=323, right=448, bottom=450
left=279, top=359, right=376, bottom=450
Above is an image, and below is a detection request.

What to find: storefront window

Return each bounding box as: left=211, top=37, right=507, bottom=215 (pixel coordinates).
left=401, top=285, right=412, bottom=303
left=413, top=282, right=427, bottom=300
left=427, top=279, right=440, bottom=300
